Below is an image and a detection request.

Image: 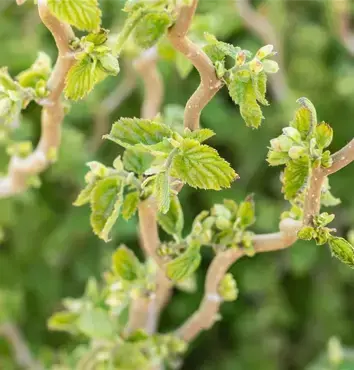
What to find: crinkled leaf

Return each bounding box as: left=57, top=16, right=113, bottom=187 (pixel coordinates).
left=166, top=244, right=201, bottom=282
left=184, top=128, right=215, bottom=143
left=112, top=246, right=141, bottom=281
left=47, top=0, right=101, bottom=32
left=171, top=139, right=237, bottom=190
left=291, top=98, right=317, bottom=140
left=237, top=195, right=255, bottom=228
left=283, top=157, right=310, bottom=200
left=227, top=78, right=245, bottom=105
left=90, top=177, right=123, bottom=242
left=122, top=191, right=140, bottom=220
left=123, top=148, right=154, bottom=175
left=239, top=81, right=263, bottom=128
left=315, top=122, right=333, bottom=149
left=321, top=190, right=341, bottom=207
left=157, top=195, right=184, bottom=236
left=155, top=172, right=170, bottom=214
left=253, top=71, right=268, bottom=105
left=203, top=44, right=226, bottom=63
left=328, top=236, right=354, bottom=268
left=104, top=117, right=172, bottom=148
left=77, top=308, right=114, bottom=338
left=73, top=179, right=97, bottom=206
left=133, top=11, right=172, bottom=49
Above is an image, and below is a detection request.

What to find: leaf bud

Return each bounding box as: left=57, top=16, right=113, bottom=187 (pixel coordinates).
left=235, top=51, right=246, bottom=66
left=297, top=226, right=315, bottom=240
left=256, top=44, right=274, bottom=60
left=98, top=54, right=120, bottom=75
left=321, top=150, right=333, bottom=168
left=270, top=135, right=293, bottom=152
left=282, top=127, right=302, bottom=143
left=288, top=145, right=307, bottom=160
left=262, top=59, right=279, bottom=74
left=218, top=273, right=238, bottom=302
left=249, top=58, right=263, bottom=74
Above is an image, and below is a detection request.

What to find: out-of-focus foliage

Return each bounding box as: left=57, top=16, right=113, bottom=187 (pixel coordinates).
left=0, top=0, right=354, bottom=369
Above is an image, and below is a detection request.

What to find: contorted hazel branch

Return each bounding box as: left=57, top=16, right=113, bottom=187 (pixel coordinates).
left=0, top=0, right=75, bottom=198
left=168, top=0, right=223, bottom=130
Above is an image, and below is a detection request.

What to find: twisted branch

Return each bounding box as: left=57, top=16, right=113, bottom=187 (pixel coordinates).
left=0, top=0, right=75, bottom=198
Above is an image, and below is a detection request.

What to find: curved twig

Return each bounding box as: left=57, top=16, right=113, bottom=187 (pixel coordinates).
left=0, top=0, right=75, bottom=197
left=168, top=0, right=223, bottom=131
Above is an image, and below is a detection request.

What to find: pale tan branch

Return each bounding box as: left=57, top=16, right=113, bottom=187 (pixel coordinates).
left=303, top=138, right=354, bottom=225
left=168, top=0, right=223, bottom=131
left=332, top=0, right=354, bottom=56
left=235, top=0, right=288, bottom=101
left=0, top=0, right=75, bottom=198
left=177, top=218, right=301, bottom=342
left=0, top=322, right=44, bottom=370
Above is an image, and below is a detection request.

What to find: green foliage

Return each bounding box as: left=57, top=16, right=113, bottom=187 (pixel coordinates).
left=157, top=195, right=184, bottom=238
left=218, top=273, right=238, bottom=302
left=328, top=236, right=354, bottom=269
left=112, top=246, right=141, bottom=281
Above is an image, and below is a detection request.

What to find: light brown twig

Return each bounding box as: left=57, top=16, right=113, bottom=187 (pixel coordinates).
left=0, top=0, right=75, bottom=197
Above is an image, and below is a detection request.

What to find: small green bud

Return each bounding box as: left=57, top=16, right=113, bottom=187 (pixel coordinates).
left=314, top=228, right=329, bottom=245
left=321, top=150, right=333, bottom=168
left=215, top=217, right=231, bottom=230
left=256, top=44, right=274, bottom=60
left=288, top=145, right=306, bottom=160
left=215, top=61, right=225, bottom=78
left=262, top=59, right=279, bottom=74
left=270, top=135, right=293, bottom=152
left=297, top=226, right=315, bottom=240
left=98, top=54, right=120, bottom=75
left=235, top=51, right=246, bottom=66
left=249, top=58, right=263, bottom=74
left=266, top=150, right=289, bottom=166
left=218, top=273, right=238, bottom=302
left=328, top=236, right=354, bottom=268
left=282, top=127, right=302, bottom=143
left=315, top=212, right=335, bottom=227
left=35, top=80, right=48, bottom=98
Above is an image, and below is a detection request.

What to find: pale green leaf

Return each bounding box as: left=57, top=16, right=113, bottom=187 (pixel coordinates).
left=157, top=195, right=184, bottom=236
left=227, top=78, right=245, bottom=105
left=104, top=117, right=172, bottom=148
left=90, top=177, right=123, bottom=242
left=253, top=71, right=268, bottom=105
left=239, top=81, right=263, bottom=128
left=315, top=122, right=333, bottom=149
left=77, top=308, right=114, bottom=338
left=123, top=148, right=154, bottom=175
left=283, top=156, right=310, bottom=200
left=122, top=191, right=140, bottom=220
left=73, top=179, right=97, bottom=206
left=47, top=0, right=101, bottom=32
left=328, top=236, right=354, bottom=268
left=48, top=311, right=78, bottom=333
left=237, top=195, right=255, bottom=228
left=166, top=244, right=201, bottom=282
left=112, top=245, right=141, bottom=281
left=155, top=172, right=170, bottom=214
left=218, top=273, right=238, bottom=302
left=171, top=139, right=237, bottom=190
left=184, top=128, right=215, bottom=143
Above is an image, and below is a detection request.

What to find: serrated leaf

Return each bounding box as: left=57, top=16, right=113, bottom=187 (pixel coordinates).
left=253, top=71, right=268, bottom=105
left=155, top=172, right=170, bottom=214
left=123, top=148, right=154, bottom=175
left=184, top=128, right=215, bottom=143
left=237, top=195, right=255, bottom=228
left=283, top=156, right=310, bottom=200
left=47, top=0, right=101, bottom=32
left=315, top=122, right=333, bottom=149
left=157, top=195, right=184, bottom=236
left=73, top=179, right=97, bottom=206
left=239, top=81, right=263, bottom=128
left=112, top=246, right=141, bottom=281
left=321, top=190, right=341, bottom=207
left=104, top=117, right=172, bottom=148
left=122, top=191, right=140, bottom=220
left=166, top=244, right=201, bottom=282
left=227, top=78, right=245, bottom=105
left=90, top=177, right=123, bottom=242
left=77, top=308, right=114, bottom=338
left=328, top=236, right=354, bottom=268
left=133, top=11, right=172, bottom=49
left=203, top=44, right=225, bottom=63
left=171, top=139, right=237, bottom=190
left=65, top=58, right=106, bottom=101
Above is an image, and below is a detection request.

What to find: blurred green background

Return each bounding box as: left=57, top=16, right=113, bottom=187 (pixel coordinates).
left=1, top=0, right=354, bottom=369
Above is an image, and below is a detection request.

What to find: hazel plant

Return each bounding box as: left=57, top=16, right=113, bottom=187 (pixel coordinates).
left=1, top=0, right=354, bottom=369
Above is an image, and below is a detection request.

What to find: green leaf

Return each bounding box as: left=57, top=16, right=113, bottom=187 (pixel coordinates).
left=315, top=122, right=333, bottom=149
left=77, top=308, right=114, bottom=338
left=203, top=44, right=226, bottom=63
left=227, top=78, right=245, bottom=105
left=253, top=71, right=268, bottom=105
left=184, top=128, right=215, bottom=143
left=171, top=139, right=237, bottom=190
left=112, top=245, right=141, bottom=281
left=291, top=98, right=317, bottom=140
left=122, top=191, right=140, bottom=220
left=48, top=311, right=78, bottom=333
left=239, top=81, right=263, bottom=128
left=73, top=179, right=97, bottom=206
left=328, top=236, right=354, bottom=268
left=157, top=195, right=184, bottom=237
left=321, top=190, right=341, bottom=207
left=204, top=33, right=241, bottom=58
left=218, top=273, right=238, bottom=302
left=123, top=148, right=154, bottom=175
left=166, top=244, right=201, bottom=282
left=283, top=157, right=310, bottom=200
left=90, top=177, right=123, bottom=242
left=133, top=11, right=172, bottom=49
left=104, top=117, right=172, bottom=148
left=237, top=195, right=255, bottom=228
left=155, top=172, right=170, bottom=214
left=47, top=0, right=101, bottom=32
left=65, top=58, right=106, bottom=101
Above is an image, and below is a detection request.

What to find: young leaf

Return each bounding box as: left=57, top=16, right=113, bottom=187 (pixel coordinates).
left=282, top=157, right=310, bottom=200
left=253, top=71, right=268, bottom=105
left=122, top=191, right=140, bottom=220
left=157, top=195, right=184, bottom=237
left=315, top=122, right=333, bottom=149
left=328, top=236, right=354, bottom=268
left=90, top=177, right=123, bottom=242
left=104, top=117, right=172, bottom=148
left=227, top=78, right=245, bottom=105
left=77, top=308, right=114, bottom=338
left=48, top=311, right=78, bottom=333
left=73, top=179, right=97, bottom=206
left=184, top=128, right=215, bottom=143
left=171, top=139, right=237, bottom=190
left=155, top=172, right=170, bottom=214
left=239, top=81, right=263, bottom=128
left=291, top=98, right=317, bottom=139
left=123, top=148, right=154, bottom=175
left=112, top=246, right=141, bottom=281
left=47, top=0, right=101, bottom=32
left=237, top=195, right=255, bottom=228
left=166, top=244, right=201, bottom=282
